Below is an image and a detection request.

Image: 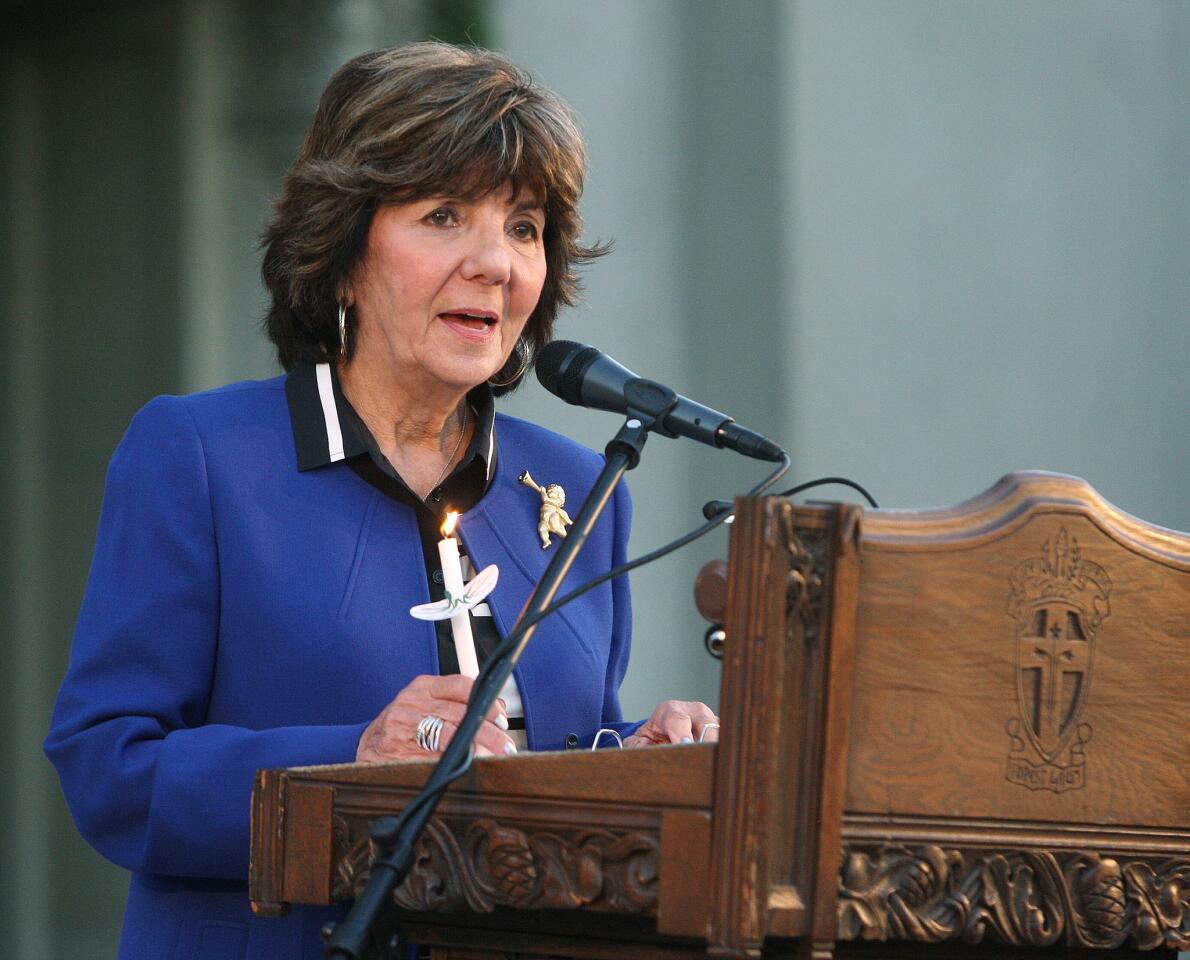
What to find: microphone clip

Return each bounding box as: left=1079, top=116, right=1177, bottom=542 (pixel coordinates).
left=604, top=416, right=651, bottom=470
left=622, top=378, right=679, bottom=433
left=604, top=378, right=679, bottom=469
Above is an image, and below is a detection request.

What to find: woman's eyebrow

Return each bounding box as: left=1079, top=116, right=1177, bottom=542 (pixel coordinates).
left=511, top=197, right=545, bottom=216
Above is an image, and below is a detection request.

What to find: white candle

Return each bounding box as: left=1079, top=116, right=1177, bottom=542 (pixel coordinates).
left=438, top=511, right=480, bottom=678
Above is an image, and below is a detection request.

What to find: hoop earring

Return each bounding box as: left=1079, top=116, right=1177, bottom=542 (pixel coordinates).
left=337, top=302, right=347, bottom=360
left=488, top=340, right=530, bottom=388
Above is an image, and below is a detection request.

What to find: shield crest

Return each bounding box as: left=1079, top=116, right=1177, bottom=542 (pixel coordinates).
left=1015, top=599, right=1093, bottom=761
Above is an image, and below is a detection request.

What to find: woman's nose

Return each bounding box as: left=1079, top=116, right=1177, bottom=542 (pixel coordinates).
left=459, top=225, right=512, bottom=285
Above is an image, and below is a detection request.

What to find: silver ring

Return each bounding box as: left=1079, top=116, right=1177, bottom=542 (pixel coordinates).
left=698, top=722, right=721, bottom=743
left=415, top=714, right=445, bottom=752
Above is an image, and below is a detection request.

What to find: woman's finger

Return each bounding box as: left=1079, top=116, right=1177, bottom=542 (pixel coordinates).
left=421, top=673, right=474, bottom=704
left=415, top=676, right=508, bottom=727
left=686, top=702, right=720, bottom=742
left=435, top=717, right=517, bottom=757
left=394, top=697, right=515, bottom=755
left=358, top=674, right=516, bottom=763
left=421, top=696, right=510, bottom=734
left=657, top=705, right=695, bottom=744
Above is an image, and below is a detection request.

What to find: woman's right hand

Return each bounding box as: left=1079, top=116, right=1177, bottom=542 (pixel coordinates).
left=356, top=674, right=515, bottom=763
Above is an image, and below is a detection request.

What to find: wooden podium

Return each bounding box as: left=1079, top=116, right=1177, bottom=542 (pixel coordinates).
left=250, top=472, right=1190, bottom=959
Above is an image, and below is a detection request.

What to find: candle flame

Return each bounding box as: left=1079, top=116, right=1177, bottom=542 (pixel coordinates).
left=442, top=511, right=459, bottom=536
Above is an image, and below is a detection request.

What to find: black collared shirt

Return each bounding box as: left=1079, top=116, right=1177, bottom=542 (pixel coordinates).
left=285, top=361, right=503, bottom=678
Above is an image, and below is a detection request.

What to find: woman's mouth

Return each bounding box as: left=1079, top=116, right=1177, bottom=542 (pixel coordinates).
left=440, top=311, right=499, bottom=341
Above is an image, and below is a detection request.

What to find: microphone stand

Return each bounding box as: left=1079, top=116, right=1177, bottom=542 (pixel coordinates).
left=324, top=403, right=665, bottom=959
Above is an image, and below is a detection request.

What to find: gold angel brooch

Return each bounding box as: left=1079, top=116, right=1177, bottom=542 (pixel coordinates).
left=519, top=470, right=573, bottom=549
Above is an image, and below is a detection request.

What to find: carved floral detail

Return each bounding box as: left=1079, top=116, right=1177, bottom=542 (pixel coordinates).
left=838, top=844, right=1190, bottom=951
left=332, top=815, right=659, bottom=916
left=331, top=813, right=367, bottom=902
left=1006, top=528, right=1112, bottom=636
left=782, top=508, right=827, bottom=642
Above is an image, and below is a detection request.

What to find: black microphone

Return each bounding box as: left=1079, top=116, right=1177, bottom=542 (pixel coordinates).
left=536, top=341, right=785, bottom=462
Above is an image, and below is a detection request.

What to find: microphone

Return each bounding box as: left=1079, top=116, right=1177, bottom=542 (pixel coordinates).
left=535, top=341, right=785, bottom=462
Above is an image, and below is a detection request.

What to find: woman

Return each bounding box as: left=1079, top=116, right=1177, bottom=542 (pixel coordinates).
left=45, top=42, right=717, bottom=960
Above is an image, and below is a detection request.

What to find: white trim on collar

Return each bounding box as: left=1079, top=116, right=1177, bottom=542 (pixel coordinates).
left=315, top=363, right=345, bottom=462
left=485, top=423, right=496, bottom=485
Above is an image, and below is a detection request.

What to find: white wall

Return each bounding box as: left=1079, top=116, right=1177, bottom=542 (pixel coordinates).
left=495, top=0, right=1189, bottom=721
left=784, top=1, right=1189, bottom=530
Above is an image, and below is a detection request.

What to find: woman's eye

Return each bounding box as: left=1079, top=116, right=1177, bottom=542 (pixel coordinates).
left=426, top=207, right=457, bottom=227
left=510, top=221, right=539, bottom=241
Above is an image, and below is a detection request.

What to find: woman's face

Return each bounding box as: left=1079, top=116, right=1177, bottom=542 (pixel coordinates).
left=348, top=183, right=548, bottom=394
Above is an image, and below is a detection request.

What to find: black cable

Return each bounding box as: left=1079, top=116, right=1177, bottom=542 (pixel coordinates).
left=330, top=443, right=790, bottom=957
left=471, top=452, right=791, bottom=682
left=777, top=475, right=878, bottom=508
left=364, top=454, right=794, bottom=860
left=702, top=474, right=879, bottom=521
left=376, top=737, right=474, bottom=841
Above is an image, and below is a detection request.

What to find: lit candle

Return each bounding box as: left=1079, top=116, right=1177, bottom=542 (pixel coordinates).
left=438, top=511, right=479, bottom=678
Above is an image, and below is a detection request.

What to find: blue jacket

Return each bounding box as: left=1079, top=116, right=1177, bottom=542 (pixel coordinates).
left=45, top=375, right=635, bottom=960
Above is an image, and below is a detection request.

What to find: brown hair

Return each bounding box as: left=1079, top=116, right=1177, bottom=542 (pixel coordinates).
left=261, top=42, right=606, bottom=391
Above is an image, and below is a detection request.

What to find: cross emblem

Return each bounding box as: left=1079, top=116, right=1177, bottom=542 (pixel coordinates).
left=1019, top=603, right=1090, bottom=759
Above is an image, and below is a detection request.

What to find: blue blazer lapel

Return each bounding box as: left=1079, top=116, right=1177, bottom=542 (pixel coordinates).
left=457, top=441, right=609, bottom=750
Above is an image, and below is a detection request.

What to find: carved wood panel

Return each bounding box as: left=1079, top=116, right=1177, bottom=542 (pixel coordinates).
left=838, top=844, right=1190, bottom=952
left=332, top=813, right=660, bottom=917
left=847, top=498, right=1190, bottom=828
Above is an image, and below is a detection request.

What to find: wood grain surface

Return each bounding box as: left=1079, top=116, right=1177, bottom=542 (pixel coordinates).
left=848, top=474, right=1190, bottom=828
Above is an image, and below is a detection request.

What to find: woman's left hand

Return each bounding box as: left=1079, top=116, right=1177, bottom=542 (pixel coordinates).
left=623, top=700, right=720, bottom=747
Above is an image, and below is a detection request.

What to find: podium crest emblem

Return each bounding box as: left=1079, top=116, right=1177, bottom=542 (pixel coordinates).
left=1004, top=528, right=1111, bottom=793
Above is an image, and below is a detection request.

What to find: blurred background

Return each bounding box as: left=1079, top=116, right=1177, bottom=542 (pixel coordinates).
left=2, top=0, right=1187, bottom=955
